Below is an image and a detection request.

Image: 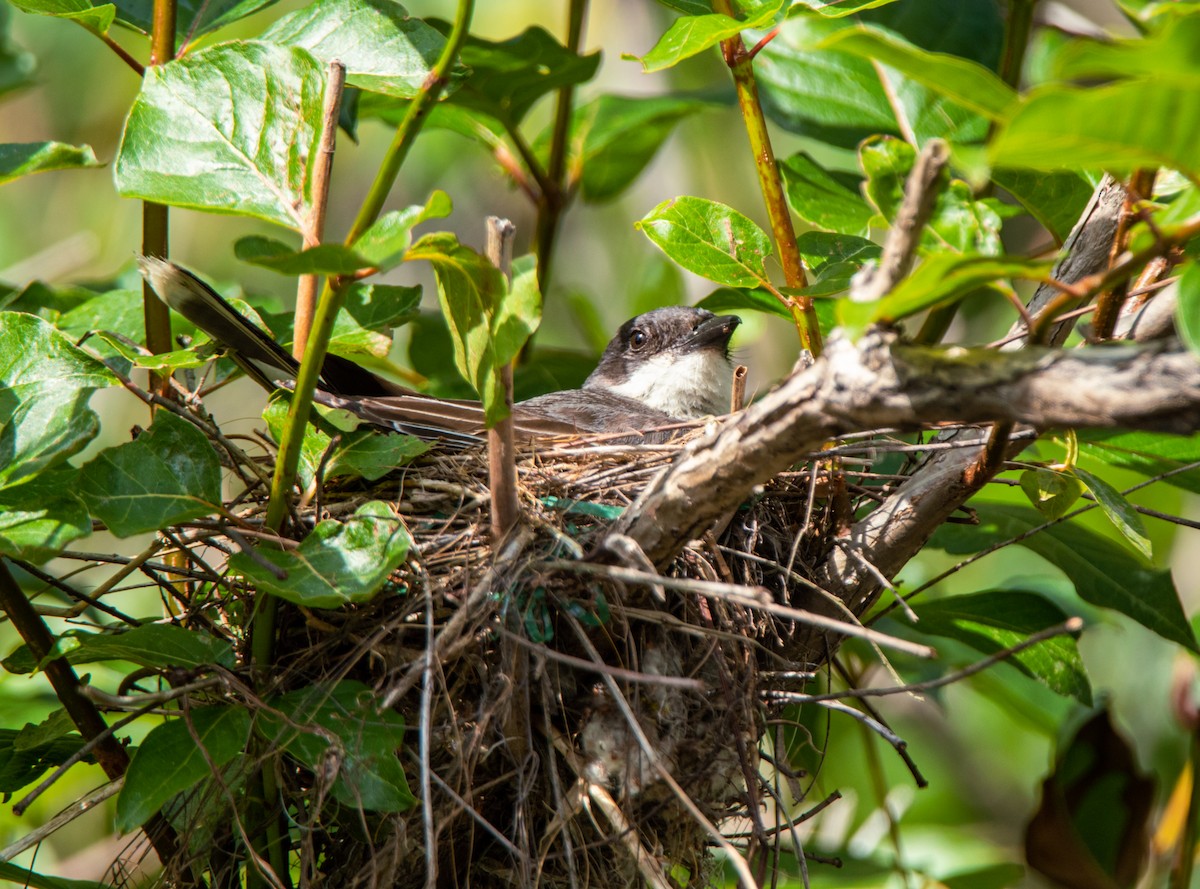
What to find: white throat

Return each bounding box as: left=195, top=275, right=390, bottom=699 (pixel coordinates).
left=602, top=350, right=734, bottom=420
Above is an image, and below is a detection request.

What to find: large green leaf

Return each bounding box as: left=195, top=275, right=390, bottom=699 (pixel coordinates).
left=817, top=26, right=1016, bottom=119
left=115, top=41, right=325, bottom=230
left=260, top=681, right=414, bottom=811
left=0, top=727, right=88, bottom=795
left=1073, top=468, right=1152, bottom=561
left=264, top=0, right=457, bottom=99
left=1178, top=262, right=1200, bottom=358
left=933, top=503, right=1197, bottom=652
left=0, top=141, right=101, bottom=185
left=991, top=169, right=1095, bottom=246
left=0, top=312, right=117, bottom=487
left=1048, top=14, right=1200, bottom=85
left=405, top=233, right=540, bottom=425
left=65, top=624, right=235, bottom=670
left=78, top=411, right=222, bottom=537
left=779, top=152, right=873, bottom=235
left=633, top=1, right=783, bottom=72
left=115, top=706, right=251, bottom=832
left=566, top=94, right=716, bottom=202
left=230, top=501, right=410, bottom=608
left=115, top=0, right=279, bottom=39
left=440, top=24, right=599, bottom=125
left=907, top=591, right=1091, bottom=704
left=1076, top=429, right=1200, bottom=497
left=836, top=254, right=1049, bottom=337
left=0, top=469, right=91, bottom=562
left=697, top=286, right=793, bottom=321
left=7, top=0, right=115, bottom=37
left=636, top=196, right=773, bottom=289
left=0, top=861, right=110, bottom=889
left=791, top=0, right=901, bottom=15
left=990, top=81, right=1200, bottom=175
left=860, top=136, right=1006, bottom=255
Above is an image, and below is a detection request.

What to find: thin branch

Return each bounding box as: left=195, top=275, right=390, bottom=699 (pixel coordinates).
left=486, top=217, right=520, bottom=540
left=294, top=60, right=346, bottom=358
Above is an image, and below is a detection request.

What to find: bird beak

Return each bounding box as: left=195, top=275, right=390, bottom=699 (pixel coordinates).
left=688, top=314, right=741, bottom=351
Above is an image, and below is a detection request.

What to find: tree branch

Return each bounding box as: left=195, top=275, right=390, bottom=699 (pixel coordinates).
left=605, top=333, right=1198, bottom=567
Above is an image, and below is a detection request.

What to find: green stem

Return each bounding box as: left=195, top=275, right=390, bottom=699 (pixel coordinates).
left=141, top=0, right=176, bottom=400
left=712, top=0, right=821, bottom=356
left=533, top=0, right=588, bottom=296
left=998, top=0, right=1038, bottom=89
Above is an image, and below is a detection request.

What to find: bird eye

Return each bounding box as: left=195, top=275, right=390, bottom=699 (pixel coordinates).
left=630, top=329, right=648, bottom=349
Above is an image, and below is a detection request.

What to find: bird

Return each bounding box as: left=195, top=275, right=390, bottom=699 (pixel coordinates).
left=137, top=256, right=741, bottom=446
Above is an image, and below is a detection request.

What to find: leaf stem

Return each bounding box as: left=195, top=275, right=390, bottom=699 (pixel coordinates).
left=99, top=31, right=146, bottom=76
left=294, top=60, right=347, bottom=358
left=140, top=0, right=177, bottom=401
left=711, top=0, right=820, bottom=356
left=533, top=0, right=589, bottom=297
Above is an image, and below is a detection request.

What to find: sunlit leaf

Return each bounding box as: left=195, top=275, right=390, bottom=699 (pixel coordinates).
left=7, top=0, right=114, bottom=36
left=230, top=501, right=410, bottom=608
left=990, top=81, right=1200, bottom=175
left=116, top=707, right=251, bottom=832
left=636, top=196, right=773, bottom=289
left=78, top=411, right=222, bottom=537
left=790, top=0, right=900, bottom=15
left=934, top=503, right=1197, bottom=652
left=908, top=591, right=1091, bottom=704
left=1019, top=468, right=1084, bottom=521
left=0, top=141, right=101, bottom=185
left=264, top=0, right=459, bottom=98
left=817, top=26, right=1016, bottom=119
left=115, top=0, right=279, bottom=39
left=1074, top=467, right=1153, bottom=560
left=0, top=469, right=91, bottom=563
left=1077, top=429, right=1200, bottom=497
left=115, top=41, right=324, bottom=230
left=779, top=153, right=873, bottom=235
left=632, top=2, right=783, bottom=73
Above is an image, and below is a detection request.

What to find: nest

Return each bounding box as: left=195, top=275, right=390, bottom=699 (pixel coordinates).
left=150, top=425, right=913, bottom=889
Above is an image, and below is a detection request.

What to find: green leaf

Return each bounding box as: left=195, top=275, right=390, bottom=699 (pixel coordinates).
left=56, top=624, right=237, bottom=670
left=229, top=501, right=410, bottom=608
left=1178, top=262, right=1200, bottom=358
left=405, top=231, right=523, bottom=423
left=817, top=26, right=1016, bottom=119
left=0, top=727, right=88, bottom=794
left=1074, top=468, right=1152, bottom=560
left=0, top=861, right=109, bottom=889
left=116, top=707, right=251, bottom=832
left=1048, top=14, right=1200, bottom=85
left=568, top=94, right=716, bottom=202
left=990, top=81, right=1200, bottom=175
left=328, top=431, right=430, bottom=482
left=933, top=503, right=1197, bottom=652
left=1077, top=429, right=1200, bottom=496
left=0, top=312, right=117, bottom=486
left=78, top=411, right=222, bottom=537
left=779, top=153, right=873, bottom=235
left=14, top=708, right=78, bottom=752
left=114, top=0, right=279, bottom=39
left=234, top=237, right=371, bottom=275
left=328, top=282, right=423, bottom=362
left=492, top=254, right=542, bottom=370
left=796, top=231, right=881, bottom=269
left=697, top=287, right=793, bottom=321
left=991, top=169, right=1095, bottom=246
left=7, top=0, right=115, bottom=36
left=0, top=469, right=92, bottom=563
left=263, top=0, right=458, bottom=98
left=908, top=591, right=1091, bottom=704
left=1019, top=468, right=1084, bottom=521
left=633, top=1, right=783, bottom=72
left=0, top=141, right=101, bottom=185
left=115, top=41, right=325, bottom=230
left=636, top=196, right=773, bottom=289
left=860, top=136, right=1003, bottom=254
left=442, top=24, right=600, bottom=125
left=352, top=189, right=453, bottom=269
left=791, top=0, right=901, bottom=15
left=837, top=254, right=1050, bottom=337
left=261, top=681, right=414, bottom=811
